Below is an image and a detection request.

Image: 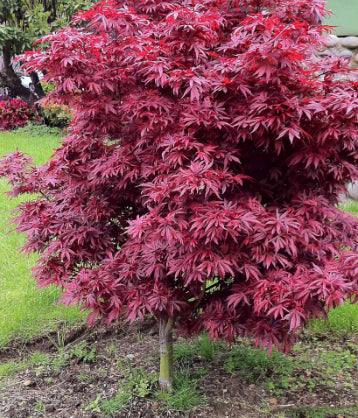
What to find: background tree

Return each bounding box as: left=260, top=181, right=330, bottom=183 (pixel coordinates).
left=2, top=0, right=358, bottom=390
left=0, top=0, right=94, bottom=103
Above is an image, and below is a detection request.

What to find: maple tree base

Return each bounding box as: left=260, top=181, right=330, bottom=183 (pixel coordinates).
left=159, top=317, right=174, bottom=391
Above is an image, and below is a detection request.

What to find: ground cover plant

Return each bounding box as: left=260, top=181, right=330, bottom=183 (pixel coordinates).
left=2, top=0, right=358, bottom=391
left=0, top=126, right=85, bottom=346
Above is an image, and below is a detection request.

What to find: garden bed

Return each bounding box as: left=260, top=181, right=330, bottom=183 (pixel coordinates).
left=0, top=320, right=357, bottom=417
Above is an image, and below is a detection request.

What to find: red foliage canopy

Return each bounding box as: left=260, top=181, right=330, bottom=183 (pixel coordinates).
left=2, top=0, right=358, bottom=353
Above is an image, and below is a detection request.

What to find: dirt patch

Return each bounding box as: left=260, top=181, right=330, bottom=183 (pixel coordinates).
left=0, top=321, right=357, bottom=418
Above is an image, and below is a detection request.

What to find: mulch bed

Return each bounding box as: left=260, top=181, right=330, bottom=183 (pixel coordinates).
left=0, top=321, right=357, bottom=418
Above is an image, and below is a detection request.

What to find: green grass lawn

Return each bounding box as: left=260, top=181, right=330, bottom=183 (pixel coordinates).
left=0, top=127, right=85, bottom=347
left=339, top=198, right=358, bottom=216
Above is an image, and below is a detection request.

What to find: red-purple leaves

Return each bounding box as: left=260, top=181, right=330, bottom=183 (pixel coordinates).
left=2, top=0, right=358, bottom=353
left=0, top=98, right=38, bottom=131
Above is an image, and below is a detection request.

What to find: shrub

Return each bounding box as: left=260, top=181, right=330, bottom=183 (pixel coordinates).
left=40, top=83, right=72, bottom=128
left=2, top=0, right=358, bottom=390
left=0, top=97, right=38, bottom=131
left=40, top=102, right=72, bottom=128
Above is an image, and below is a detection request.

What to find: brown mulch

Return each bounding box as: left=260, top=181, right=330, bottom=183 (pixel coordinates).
left=0, top=321, right=357, bottom=418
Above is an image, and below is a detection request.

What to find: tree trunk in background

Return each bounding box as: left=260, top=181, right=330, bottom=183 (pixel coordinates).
left=30, top=71, right=45, bottom=100
left=159, top=317, right=174, bottom=391
left=0, top=47, right=45, bottom=105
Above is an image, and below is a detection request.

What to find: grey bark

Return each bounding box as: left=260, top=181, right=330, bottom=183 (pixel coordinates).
left=0, top=47, right=45, bottom=105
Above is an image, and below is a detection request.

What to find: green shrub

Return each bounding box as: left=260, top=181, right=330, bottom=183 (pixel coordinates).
left=41, top=102, right=72, bottom=128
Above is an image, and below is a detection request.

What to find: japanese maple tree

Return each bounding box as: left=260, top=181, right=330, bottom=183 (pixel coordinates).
left=2, top=0, right=358, bottom=389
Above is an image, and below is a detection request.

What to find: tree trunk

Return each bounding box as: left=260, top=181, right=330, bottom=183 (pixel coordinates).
left=0, top=47, right=44, bottom=105
left=30, top=71, right=45, bottom=99
left=159, top=317, right=174, bottom=391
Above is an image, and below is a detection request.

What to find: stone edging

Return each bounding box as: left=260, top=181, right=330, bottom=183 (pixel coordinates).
left=321, top=35, right=358, bottom=68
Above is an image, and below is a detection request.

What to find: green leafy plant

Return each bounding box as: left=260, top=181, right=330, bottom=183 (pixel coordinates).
left=77, top=374, right=92, bottom=382
left=174, top=334, right=223, bottom=364
left=155, top=373, right=205, bottom=411
left=46, top=327, right=68, bottom=370
left=225, top=343, right=294, bottom=382
left=14, top=122, right=62, bottom=136
left=107, top=343, right=118, bottom=356
left=30, top=351, right=50, bottom=366
left=69, top=341, right=97, bottom=363
left=99, top=360, right=158, bottom=417
left=174, top=341, right=196, bottom=362
left=197, top=334, right=222, bottom=361
left=84, top=394, right=102, bottom=413
left=40, top=102, right=72, bottom=128
left=100, top=391, right=133, bottom=417
left=0, top=361, right=27, bottom=380
left=35, top=401, right=46, bottom=413
left=0, top=351, right=50, bottom=381
left=117, top=358, right=157, bottom=398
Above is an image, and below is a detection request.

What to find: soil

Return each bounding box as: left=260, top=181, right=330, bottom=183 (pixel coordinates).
left=0, top=321, right=357, bottom=418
